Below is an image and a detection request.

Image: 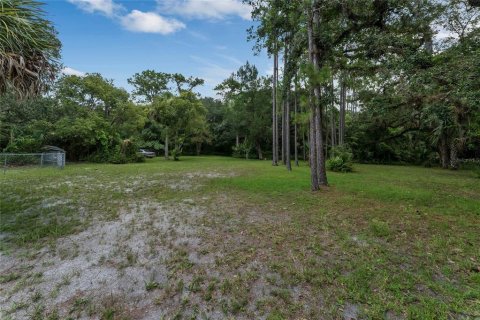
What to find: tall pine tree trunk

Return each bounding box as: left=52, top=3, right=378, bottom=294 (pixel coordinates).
left=294, top=87, right=299, bottom=167
left=339, top=77, right=346, bottom=146
left=282, top=100, right=286, bottom=165
left=285, top=91, right=291, bottom=171
left=307, top=8, right=320, bottom=191
left=311, top=0, right=328, bottom=187
left=284, top=40, right=291, bottom=171
left=272, top=46, right=279, bottom=166
left=303, top=131, right=307, bottom=161
left=275, top=51, right=280, bottom=166
left=330, top=76, right=336, bottom=151
left=307, top=13, right=319, bottom=190
left=164, top=134, right=169, bottom=160
left=309, top=102, right=319, bottom=190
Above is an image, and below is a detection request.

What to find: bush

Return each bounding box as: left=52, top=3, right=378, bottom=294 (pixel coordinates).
left=327, top=146, right=353, bottom=172
left=327, top=156, right=353, bottom=172
left=4, top=136, right=42, bottom=153
left=108, top=139, right=145, bottom=164
left=232, top=142, right=253, bottom=159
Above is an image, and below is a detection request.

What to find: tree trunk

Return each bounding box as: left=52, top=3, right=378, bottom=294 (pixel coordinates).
left=439, top=136, right=449, bottom=169
left=424, top=27, right=434, bottom=54
left=285, top=91, right=291, bottom=171
left=294, top=87, right=299, bottom=167
left=164, top=134, right=169, bottom=160
left=236, top=134, right=239, bottom=147
left=303, top=131, right=306, bottom=161
left=309, top=101, right=319, bottom=190
left=256, top=141, right=263, bottom=160
left=275, top=50, right=280, bottom=166
left=173, top=138, right=180, bottom=161
left=314, top=101, right=327, bottom=186
left=330, top=77, right=336, bottom=150
left=339, top=77, right=346, bottom=146
left=272, top=47, right=279, bottom=166
left=331, top=108, right=336, bottom=148
left=282, top=100, right=286, bottom=165
left=307, top=9, right=319, bottom=190
left=311, top=1, right=328, bottom=187
left=284, top=42, right=291, bottom=171
left=196, top=142, right=201, bottom=156
left=449, top=139, right=458, bottom=169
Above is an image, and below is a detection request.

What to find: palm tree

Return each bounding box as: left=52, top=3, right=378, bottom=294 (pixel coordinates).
left=0, top=0, right=61, bottom=98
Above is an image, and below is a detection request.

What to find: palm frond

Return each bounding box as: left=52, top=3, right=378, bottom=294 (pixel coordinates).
left=0, top=0, right=61, bottom=98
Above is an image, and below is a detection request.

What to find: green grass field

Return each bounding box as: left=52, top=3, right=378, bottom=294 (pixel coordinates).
left=0, top=156, right=479, bottom=319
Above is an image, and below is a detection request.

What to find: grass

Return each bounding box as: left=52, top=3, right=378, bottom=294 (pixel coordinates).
left=0, top=156, right=479, bottom=319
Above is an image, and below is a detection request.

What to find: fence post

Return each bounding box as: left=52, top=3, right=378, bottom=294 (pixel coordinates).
left=3, top=154, right=7, bottom=174
left=41, top=153, right=44, bottom=166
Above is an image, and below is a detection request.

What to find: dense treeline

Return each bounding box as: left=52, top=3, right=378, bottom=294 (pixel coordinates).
left=0, top=72, right=210, bottom=162
left=245, top=0, right=480, bottom=189
left=0, top=0, right=479, bottom=188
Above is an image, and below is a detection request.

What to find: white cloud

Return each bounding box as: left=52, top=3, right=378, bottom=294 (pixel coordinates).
left=62, top=67, right=85, bottom=77
left=121, top=10, right=185, bottom=34
left=159, top=0, right=251, bottom=20
left=67, top=0, right=122, bottom=16
left=68, top=1, right=185, bottom=35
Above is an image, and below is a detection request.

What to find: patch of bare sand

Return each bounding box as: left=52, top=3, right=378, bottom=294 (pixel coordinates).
left=0, top=201, right=206, bottom=319
left=1, top=171, right=316, bottom=320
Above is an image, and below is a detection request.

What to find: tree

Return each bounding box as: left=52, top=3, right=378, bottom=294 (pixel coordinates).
left=170, top=73, right=205, bottom=94
left=150, top=92, right=208, bottom=160
left=0, top=0, right=61, bottom=97
left=216, top=62, right=271, bottom=160
left=272, top=44, right=279, bottom=166
left=56, top=74, right=129, bottom=118
left=0, top=93, right=60, bottom=151
left=128, top=70, right=170, bottom=103
left=248, top=0, right=442, bottom=190
left=201, top=97, right=235, bottom=154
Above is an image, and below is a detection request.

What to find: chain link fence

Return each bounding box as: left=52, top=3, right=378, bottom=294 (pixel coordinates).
left=1, top=152, right=65, bottom=173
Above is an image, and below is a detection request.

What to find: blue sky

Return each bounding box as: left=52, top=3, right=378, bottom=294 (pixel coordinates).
left=45, top=0, right=271, bottom=97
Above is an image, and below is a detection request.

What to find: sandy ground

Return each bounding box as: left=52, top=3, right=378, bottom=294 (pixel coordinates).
left=1, top=170, right=361, bottom=320
left=1, top=200, right=211, bottom=319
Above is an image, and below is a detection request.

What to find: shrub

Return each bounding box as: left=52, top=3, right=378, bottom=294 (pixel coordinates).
left=109, top=139, right=144, bottom=164
left=232, top=142, right=253, bottom=159
left=327, top=146, right=353, bottom=172
left=4, top=136, right=43, bottom=153
left=327, top=156, right=353, bottom=172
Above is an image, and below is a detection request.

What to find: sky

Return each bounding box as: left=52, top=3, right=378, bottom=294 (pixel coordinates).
left=45, top=0, right=271, bottom=97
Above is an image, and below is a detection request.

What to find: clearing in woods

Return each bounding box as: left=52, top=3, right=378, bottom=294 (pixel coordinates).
left=0, top=156, right=479, bottom=319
